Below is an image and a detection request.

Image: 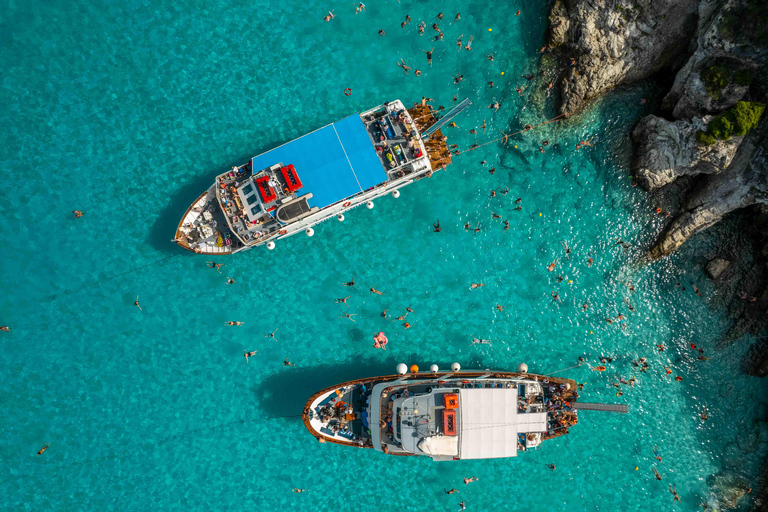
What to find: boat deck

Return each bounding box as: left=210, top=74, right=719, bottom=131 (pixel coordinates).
left=174, top=189, right=240, bottom=255
left=407, top=104, right=452, bottom=170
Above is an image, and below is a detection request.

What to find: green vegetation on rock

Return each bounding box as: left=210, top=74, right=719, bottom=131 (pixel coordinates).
left=700, top=64, right=731, bottom=99
left=696, top=131, right=716, bottom=145
left=697, top=101, right=765, bottom=145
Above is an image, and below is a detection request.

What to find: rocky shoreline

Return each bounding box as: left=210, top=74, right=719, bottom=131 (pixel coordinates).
left=546, top=0, right=767, bottom=508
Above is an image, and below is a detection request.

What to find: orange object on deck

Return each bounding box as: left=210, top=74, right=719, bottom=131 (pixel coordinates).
left=443, top=393, right=459, bottom=409
left=443, top=409, right=457, bottom=436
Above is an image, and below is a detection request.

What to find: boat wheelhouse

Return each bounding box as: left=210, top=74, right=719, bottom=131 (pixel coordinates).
left=302, top=365, right=628, bottom=461
left=173, top=99, right=468, bottom=255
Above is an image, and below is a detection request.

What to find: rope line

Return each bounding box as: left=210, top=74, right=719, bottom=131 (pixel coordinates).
left=454, top=113, right=568, bottom=155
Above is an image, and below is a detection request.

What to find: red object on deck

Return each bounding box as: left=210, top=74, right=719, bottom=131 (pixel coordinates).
left=256, top=175, right=277, bottom=203
left=443, top=409, right=457, bottom=436
left=444, top=393, right=459, bottom=409
left=280, top=164, right=302, bottom=192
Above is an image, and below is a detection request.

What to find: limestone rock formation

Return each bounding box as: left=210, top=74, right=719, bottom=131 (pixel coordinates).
left=548, top=0, right=699, bottom=116
left=632, top=115, right=741, bottom=190
left=649, top=128, right=768, bottom=260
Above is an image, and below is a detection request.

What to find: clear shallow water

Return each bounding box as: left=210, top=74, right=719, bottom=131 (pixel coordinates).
left=1, top=0, right=766, bottom=510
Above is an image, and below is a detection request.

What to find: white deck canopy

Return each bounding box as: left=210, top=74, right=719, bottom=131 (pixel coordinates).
left=458, top=388, right=519, bottom=459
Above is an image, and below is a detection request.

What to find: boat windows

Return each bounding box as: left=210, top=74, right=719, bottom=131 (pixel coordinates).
left=241, top=184, right=254, bottom=195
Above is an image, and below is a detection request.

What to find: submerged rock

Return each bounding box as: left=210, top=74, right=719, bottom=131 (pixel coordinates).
left=631, top=115, right=741, bottom=190
left=706, top=258, right=731, bottom=279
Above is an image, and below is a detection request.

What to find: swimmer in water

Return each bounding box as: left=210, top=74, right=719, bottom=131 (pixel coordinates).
left=335, top=296, right=352, bottom=307
left=323, top=10, right=335, bottom=21
left=226, top=321, right=245, bottom=326
left=456, top=34, right=463, bottom=51
left=73, top=210, right=84, bottom=218
left=244, top=350, right=258, bottom=363
left=504, top=220, right=509, bottom=231
left=459, top=501, right=466, bottom=511
left=496, top=304, right=504, bottom=312
left=37, top=443, right=51, bottom=455
left=551, top=291, right=560, bottom=302
left=433, top=220, right=440, bottom=232
left=293, top=488, right=309, bottom=493
left=464, top=222, right=471, bottom=230
left=653, top=445, right=662, bottom=462
left=395, top=313, right=408, bottom=321
left=445, top=488, right=458, bottom=494
left=653, top=467, right=663, bottom=480
left=701, top=407, right=708, bottom=421
left=487, top=101, right=501, bottom=111
left=470, top=283, right=485, bottom=289
left=378, top=29, right=385, bottom=36
left=587, top=256, right=593, bottom=267
left=547, top=261, right=556, bottom=272
left=355, top=3, right=366, bottom=14
left=547, top=464, right=556, bottom=471
left=0, top=326, right=9, bottom=332
left=283, top=358, right=295, bottom=367
left=264, top=328, right=277, bottom=339
left=487, top=53, right=494, bottom=63
left=423, top=47, right=434, bottom=65
left=464, top=35, right=473, bottom=51
left=397, top=58, right=411, bottom=74
left=406, top=306, right=414, bottom=313
left=403, top=322, right=411, bottom=329
left=370, top=286, right=383, bottom=296
left=380, top=309, right=388, bottom=319
left=470, top=337, right=492, bottom=346
left=464, top=477, right=478, bottom=484
left=207, top=261, right=225, bottom=273
left=669, top=484, right=681, bottom=503
left=342, top=276, right=355, bottom=287
left=561, top=241, right=571, bottom=258
left=226, top=277, right=235, bottom=285
left=582, top=302, right=590, bottom=311
left=341, top=313, right=358, bottom=322
left=454, top=13, right=461, bottom=21
left=134, top=295, right=142, bottom=311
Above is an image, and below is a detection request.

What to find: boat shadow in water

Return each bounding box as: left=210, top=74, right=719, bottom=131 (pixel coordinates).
left=253, top=354, right=498, bottom=420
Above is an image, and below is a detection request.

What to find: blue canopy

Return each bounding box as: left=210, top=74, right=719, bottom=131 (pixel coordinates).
left=250, top=114, right=388, bottom=209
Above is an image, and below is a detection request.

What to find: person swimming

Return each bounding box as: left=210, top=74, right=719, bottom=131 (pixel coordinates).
left=244, top=350, right=258, bottom=363
left=423, top=47, right=434, bottom=65
left=37, top=443, right=51, bottom=455
left=653, top=445, right=662, bottom=462
left=342, top=276, right=355, bottom=287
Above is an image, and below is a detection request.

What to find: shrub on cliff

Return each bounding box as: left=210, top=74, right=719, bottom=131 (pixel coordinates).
left=729, top=101, right=764, bottom=136
left=696, top=131, right=716, bottom=146
left=699, top=102, right=765, bottom=144
left=701, top=65, right=731, bottom=99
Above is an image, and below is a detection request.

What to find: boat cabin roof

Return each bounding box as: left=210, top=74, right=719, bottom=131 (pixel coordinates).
left=248, top=114, right=387, bottom=210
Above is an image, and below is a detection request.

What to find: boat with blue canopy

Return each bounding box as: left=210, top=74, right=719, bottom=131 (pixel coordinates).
left=174, top=99, right=466, bottom=254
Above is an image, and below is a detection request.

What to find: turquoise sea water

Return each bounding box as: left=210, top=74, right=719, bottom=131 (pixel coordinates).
left=2, top=0, right=767, bottom=510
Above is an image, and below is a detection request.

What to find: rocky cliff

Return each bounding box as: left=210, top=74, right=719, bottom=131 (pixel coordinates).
left=547, top=0, right=768, bottom=506
left=547, top=0, right=699, bottom=116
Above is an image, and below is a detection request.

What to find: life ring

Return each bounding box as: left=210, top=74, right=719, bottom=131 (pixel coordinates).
left=461, top=380, right=470, bottom=384
left=278, top=229, right=287, bottom=235
left=344, top=88, right=352, bottom=96
left=343, top=201, right=352, bottom=208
